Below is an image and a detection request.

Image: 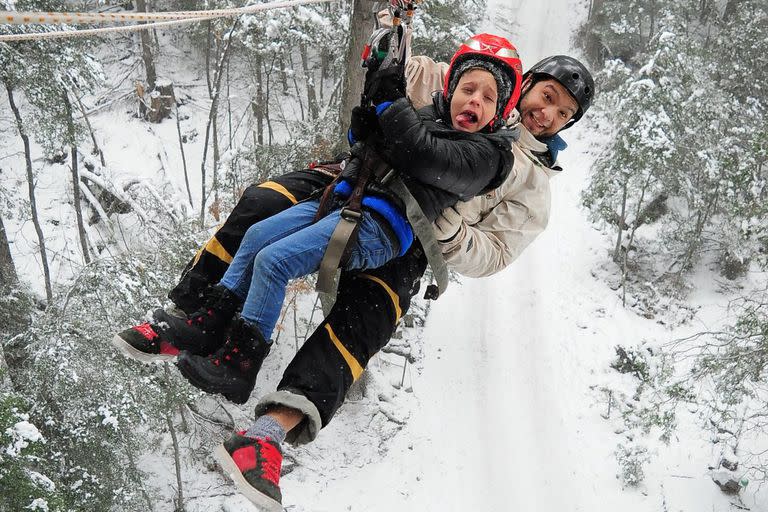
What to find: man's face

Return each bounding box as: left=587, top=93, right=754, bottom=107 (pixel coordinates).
left=518, top=78, right=578, bottom=137
left=449, top=69, right=499, bottom=133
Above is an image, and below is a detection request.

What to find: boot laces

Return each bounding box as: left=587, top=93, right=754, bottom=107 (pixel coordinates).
left=134, top=323, right=159, bottom=341
left=258, top=438, right=282, bottom=486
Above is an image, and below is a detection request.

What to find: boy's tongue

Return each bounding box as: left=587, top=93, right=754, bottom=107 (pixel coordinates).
left=456, top=111, right=476, bottom=128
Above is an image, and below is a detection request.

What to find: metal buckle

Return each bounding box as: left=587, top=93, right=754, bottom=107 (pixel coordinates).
left=340, top=208, right=363, bottom=222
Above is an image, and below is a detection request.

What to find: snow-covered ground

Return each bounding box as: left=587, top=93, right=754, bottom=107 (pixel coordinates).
left=2, top=0, right=765, bottom=511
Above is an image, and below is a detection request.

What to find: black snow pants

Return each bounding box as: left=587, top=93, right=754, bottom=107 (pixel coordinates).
left=168, top=167, right=427, bottom=442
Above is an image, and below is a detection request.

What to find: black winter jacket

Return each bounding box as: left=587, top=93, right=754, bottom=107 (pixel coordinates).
left=340, top=94, right=517, bottom=222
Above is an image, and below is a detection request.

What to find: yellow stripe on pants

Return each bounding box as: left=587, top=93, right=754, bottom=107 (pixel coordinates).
left=258, top=181, right=298, bottom=204
left=324, top=324, right=364, bottom=381
left=192, top=235, right=234, bottom=266
left=359, top=273, right=402, bottom=324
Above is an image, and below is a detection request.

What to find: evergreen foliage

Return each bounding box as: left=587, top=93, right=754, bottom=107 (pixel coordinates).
left=0, top=395, right=68, bottom=512
left=0, top=0, right=104, bottom=155
left=579, top=0, right=768, bottom=285
left=579, top=0, right=768, bottom=491
left=412, top=0, right=486, bottom=63
left=3, top=222, right=204, bottom=510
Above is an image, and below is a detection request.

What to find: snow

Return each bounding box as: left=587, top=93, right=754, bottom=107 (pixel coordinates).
left=25, top=498, right=49, bottom=511
left=97, top=404, right=120, bottom=430
left=4, top=420, right=44, bottom=457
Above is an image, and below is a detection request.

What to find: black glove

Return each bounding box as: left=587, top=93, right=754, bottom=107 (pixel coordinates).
left=349, top=106, right=379, bottom=144
left=364, top=64, right=406, bottom=105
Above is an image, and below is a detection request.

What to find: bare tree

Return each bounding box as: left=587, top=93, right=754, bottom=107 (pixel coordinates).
left=299, top=42, right=319, bottom=119
left=5, top=80, right=53, bottom=304
left=136, top=0, right=157, bottom=91
left=200, top=19, right=240, bottom=226
left=250, top=53, right=266, bottom=145
left=63, top=90, right=92, bottom=265
left=175, top=101, right=193, bottom=207
left=0, top=214, right=17, bottom=290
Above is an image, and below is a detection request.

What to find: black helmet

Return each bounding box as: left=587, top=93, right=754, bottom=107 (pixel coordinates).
left=524, top=55, right=594, bottom=126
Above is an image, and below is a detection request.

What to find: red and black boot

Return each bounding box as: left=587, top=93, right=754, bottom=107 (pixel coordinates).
left=214, top=432, right=283, bottom=512
left=111, top=317, right=183, bottom=363
left=175, top=315, right=270, bottom=404
left=153, top=284, right=241, bottom=355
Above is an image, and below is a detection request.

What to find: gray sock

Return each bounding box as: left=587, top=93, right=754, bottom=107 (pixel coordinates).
left=244, top=415, right=286, bottom=445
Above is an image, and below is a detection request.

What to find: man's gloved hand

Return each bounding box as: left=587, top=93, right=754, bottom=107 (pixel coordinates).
left=348, top=106, right=379, bottom=145
left=434, top=206, right=465, bottom=243
left=364, top=64, right=406, bottom=105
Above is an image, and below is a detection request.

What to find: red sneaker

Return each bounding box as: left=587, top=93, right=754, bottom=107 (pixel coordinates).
left=111, top=320, right=182, bottom=363
left=214, top=431, right=283, bottom=511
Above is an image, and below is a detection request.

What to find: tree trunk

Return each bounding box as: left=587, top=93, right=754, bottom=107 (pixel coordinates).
left=199, top=19, right=239, bottom=226
left=621, top=173, right=653, bottom=307
left=299, top=42, right=319, bottom=120
left=211, top=117, right=220, bottom=221
left=0, top=214, right=17, bottom=290
left=136, top=0, right=157, bottom=92
left=338, top=0, right=376, bottom=142
left=0, top=341, right=12, bottom=392
left=648, top=0, right=657, bottom=44
left=264, top=56, right=274, bottom=145
left=288, top=52, right=306, bottom=121
left=613, top=182, right=628, bottom=263
left=722, top=0, right=742, bottom=21
left=175, top=102, right=193, bottom=207
left=227, top=59, right=233, bottom=147
left=251, top=54, right=264, bottom=146
left=205, top=22, right=213, bottom=98
left=164, top=365, right=185, bottom=512
left=72, top=90, right=106, bottom=167
left=62, top=91, right=91, bottom=265
left=5, top=82, right=53, bottom=304
left=147, top=81, right=175, bottom=123
left=677, top=191, right=718, bottom=276
left=280, top=58, right=290, bottom=95
left=320, top=51, right=329, bottom=102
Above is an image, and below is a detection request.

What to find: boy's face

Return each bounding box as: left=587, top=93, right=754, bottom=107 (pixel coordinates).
left=519, top=78, right=579, bottom=137
left=449, top=69, right=499, bottom=133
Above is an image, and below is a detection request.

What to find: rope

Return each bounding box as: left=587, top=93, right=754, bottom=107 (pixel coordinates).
left=0, top=0, right=333, bottom=42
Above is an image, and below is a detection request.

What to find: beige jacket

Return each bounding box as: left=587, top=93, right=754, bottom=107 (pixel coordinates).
left=403, top=55, right=559, bottom=278
left=436, top=122, right=558, bottom=277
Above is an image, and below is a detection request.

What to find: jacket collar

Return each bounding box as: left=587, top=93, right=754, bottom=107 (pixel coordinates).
left=508, top=109, right=562, bottom=173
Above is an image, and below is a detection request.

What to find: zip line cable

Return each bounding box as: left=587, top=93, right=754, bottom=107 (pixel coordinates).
left=0, top=0, right=334, bottom=42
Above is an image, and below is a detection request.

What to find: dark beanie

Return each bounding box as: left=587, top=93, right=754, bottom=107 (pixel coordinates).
left=447, top=57, right=514, bottom=121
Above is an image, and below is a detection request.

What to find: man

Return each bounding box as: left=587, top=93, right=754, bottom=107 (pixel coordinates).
left=113, top=46, right=593, bottom=509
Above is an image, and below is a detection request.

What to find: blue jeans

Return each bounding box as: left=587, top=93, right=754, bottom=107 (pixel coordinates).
left=219, top=200, right=396, bottom=340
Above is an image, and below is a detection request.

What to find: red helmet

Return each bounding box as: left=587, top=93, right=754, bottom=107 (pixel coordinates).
left=443, top=34, right=523, bottom=122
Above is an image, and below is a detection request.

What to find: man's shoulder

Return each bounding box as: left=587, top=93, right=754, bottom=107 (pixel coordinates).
left=407, top=55, right=449, bottom=74
left=406, top=56, right=449, bottom=110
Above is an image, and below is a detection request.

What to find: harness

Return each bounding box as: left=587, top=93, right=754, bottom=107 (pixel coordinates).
left=315, top=0, right=449, bottom=304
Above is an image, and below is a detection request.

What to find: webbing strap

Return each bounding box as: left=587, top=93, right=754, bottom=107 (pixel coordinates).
left=315, top=146, right=379, bottom=299
left=388, top=176, right=449, bottom=298
left=316, top=209, right=361, bottom=296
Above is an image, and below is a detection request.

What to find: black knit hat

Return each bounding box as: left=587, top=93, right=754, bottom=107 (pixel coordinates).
left=446, top=56, right=514, bottom=121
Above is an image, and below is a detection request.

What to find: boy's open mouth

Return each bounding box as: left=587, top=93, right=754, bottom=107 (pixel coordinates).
left=456, top=110, right=478, bottom=124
